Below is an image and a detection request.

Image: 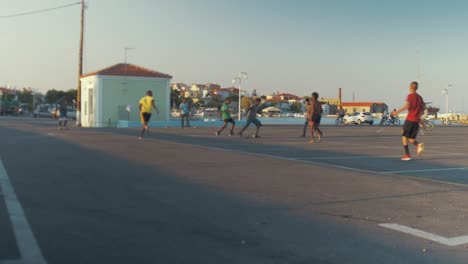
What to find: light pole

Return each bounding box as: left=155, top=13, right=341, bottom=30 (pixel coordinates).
left=442, top=85, right=452, bottom=125
left=232, top=72, right=248, bottom=121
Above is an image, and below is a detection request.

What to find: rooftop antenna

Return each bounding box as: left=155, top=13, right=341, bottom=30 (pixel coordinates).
left=124, top=47, right=135, bottom=64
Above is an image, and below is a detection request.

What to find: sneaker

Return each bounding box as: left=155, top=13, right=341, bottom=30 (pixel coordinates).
left=401, top=154, right=412, bottom=161
left=253, top=135, right=261, bottom=138
left=216, top=131, right=220, bottom=136
left=138, top=137, right=142, bottom=140
left=417, top=143, right=425, bottom=157
left=229, top=131, right=234, bottom=136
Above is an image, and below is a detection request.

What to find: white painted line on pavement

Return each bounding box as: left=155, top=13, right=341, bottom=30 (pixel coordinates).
left=147, top=137, right=468, bottom=187
left=383, top=167, right=468, bottom=174
left=0, top=160, right=47, bottom=264
left=380, top=223, right=468, bottom=246
left=298, top=153, right=466, bottom=160
left=148, top=138, right=383, bottom=175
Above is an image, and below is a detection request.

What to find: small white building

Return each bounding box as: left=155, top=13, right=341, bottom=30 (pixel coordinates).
left=80, top=63, right=172, bottom=127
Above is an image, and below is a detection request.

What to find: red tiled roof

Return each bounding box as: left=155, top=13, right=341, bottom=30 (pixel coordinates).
left=0, top=87, right=15, bottom=94
left=266, top=98, right=289, bottom=103
left=278, top=93, right=298, bottom=97
left=81, top=63, right=172, bottom=79
left=341, top=102, right=386, bottom=107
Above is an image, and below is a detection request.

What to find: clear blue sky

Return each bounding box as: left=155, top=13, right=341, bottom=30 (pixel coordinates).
left=1, top=0, right=467, bottom=111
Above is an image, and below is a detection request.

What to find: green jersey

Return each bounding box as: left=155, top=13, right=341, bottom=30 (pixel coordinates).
left=221, top=103, right=231, bottom=120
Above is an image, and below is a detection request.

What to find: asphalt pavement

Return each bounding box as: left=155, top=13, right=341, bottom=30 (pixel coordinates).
left=1, top=116, right=468, bottom=264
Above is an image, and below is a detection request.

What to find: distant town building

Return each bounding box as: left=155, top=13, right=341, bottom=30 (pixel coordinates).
left=171, top=83, right=189, bottom=91
left=319, top=98, right=341, bottom=106
left=80, top=63, right=172, bottom=127
left=341, top=102, right=388, bottom=114
left=265, top=98, right=290, bottom=111
left=211, top=87, right=239, bottom=99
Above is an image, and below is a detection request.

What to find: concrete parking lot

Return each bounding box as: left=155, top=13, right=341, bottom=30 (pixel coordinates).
left=1, top=116, right=468, bottom=263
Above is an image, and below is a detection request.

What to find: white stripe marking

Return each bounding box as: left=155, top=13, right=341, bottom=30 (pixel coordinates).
left=0, top=160, right=47, bottom=264
left=298, top=153, right=465, bottom=160
left=384, top=167, right=468, bottom=174
left=380, top=223, right=468, bottom=246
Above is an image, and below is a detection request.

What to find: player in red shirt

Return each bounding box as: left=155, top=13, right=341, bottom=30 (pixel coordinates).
left=393, top=82, right=425, bottom=161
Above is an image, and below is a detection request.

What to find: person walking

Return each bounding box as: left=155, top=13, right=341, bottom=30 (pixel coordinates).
left=56, top=95, right=68, bottom=131
left=392, top=81, right=425, bottom=161
left=138, top=90, right=159, bottom=140
left=300, top=98, right=310, bottom=137
left=216, top=97, right=236, bottom=136
left=308, top=92, right=323, bottom=144
left=179, top=98, right=191, bottom=128
left=238, top=98, right=262, bottom=138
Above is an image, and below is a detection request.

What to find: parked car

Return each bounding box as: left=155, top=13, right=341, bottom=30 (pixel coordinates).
left=343, top=112, right=374, bottom=125
left=51, top=107, right=77, bottom=120
left=0, top=106, right=19, bottom=116
left=33, top=104, right=55, bottom=118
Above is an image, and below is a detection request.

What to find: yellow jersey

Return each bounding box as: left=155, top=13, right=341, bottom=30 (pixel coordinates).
left=139, top=96, right=154, bottom=113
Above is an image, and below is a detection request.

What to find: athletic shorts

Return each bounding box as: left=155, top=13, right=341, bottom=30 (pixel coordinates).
left=224, top=118, right=235, bottom=124
left=141, top=112, right=152, bottom=123
left=246, top=119, right=262, bottom=127
left=402, top=120, right=419, bottom=139
left=311, top=114, right=321, bottom=124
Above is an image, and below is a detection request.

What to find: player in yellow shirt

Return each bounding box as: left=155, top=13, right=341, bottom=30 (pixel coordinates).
left=139, top=90, right=159, bottom=139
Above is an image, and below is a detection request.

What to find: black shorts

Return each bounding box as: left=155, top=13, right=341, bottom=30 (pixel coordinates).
left=141, top=112, right=152, bottom=123
left=224, top=118, right=235, bottom=124
left=402, top=120, right=419, bottom=139
left=246, top=119, right=262, bottom=127
left=312, top=114, right=321, bottom=124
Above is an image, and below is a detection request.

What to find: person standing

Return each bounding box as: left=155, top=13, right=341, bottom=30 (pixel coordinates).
left=393, top=81, right=425, bottom=161
left=56, top=95, right=68, bottom=131
left=179, top=98, right=191, bottom=128
left=216, top=97, right=236, bottom=136
left=337, top=106, right=345, bottom=124
left=138, top=90, right=159, bottom=140
left=301, top=98, right=310, bottom=137
left=238, top=98, right=262, bottom=138
left=308, top=92, right=323, bottom=144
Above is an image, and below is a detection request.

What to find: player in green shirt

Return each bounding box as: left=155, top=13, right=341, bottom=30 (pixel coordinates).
left=216, top=97, right=236, bottom=136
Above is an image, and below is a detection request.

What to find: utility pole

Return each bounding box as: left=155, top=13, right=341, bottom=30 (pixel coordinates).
left=76, top=0, right=85, bottom=126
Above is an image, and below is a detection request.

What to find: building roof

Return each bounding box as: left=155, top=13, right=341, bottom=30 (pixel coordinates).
left=277, top=93, right=299, bottom=98
left=341, top=102, right=386, bottom=107
left=266, top=98, right=289, bottom=103
left=0, top=87, right=15, bottom=94
left=81, top=63, right=172, bottom=79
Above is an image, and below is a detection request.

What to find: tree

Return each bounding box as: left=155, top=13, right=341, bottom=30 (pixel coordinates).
left=45, top=89, right=66, bottom=104
left=241, top=96, right=252, bottom=110
left=206, top=95, right=223, bottom=109
left=16, top=88, right=33, bottom=110
left=290, top=102, right=303, bottom=113
left=170, top=89, right=183, bottom=109
left=66, top=89, right=77, bottom=104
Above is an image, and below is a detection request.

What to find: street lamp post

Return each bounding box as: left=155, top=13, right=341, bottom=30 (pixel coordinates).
left=232, top=72, right=248, bottom=121
left=442, top=85, right=452, bottom=125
